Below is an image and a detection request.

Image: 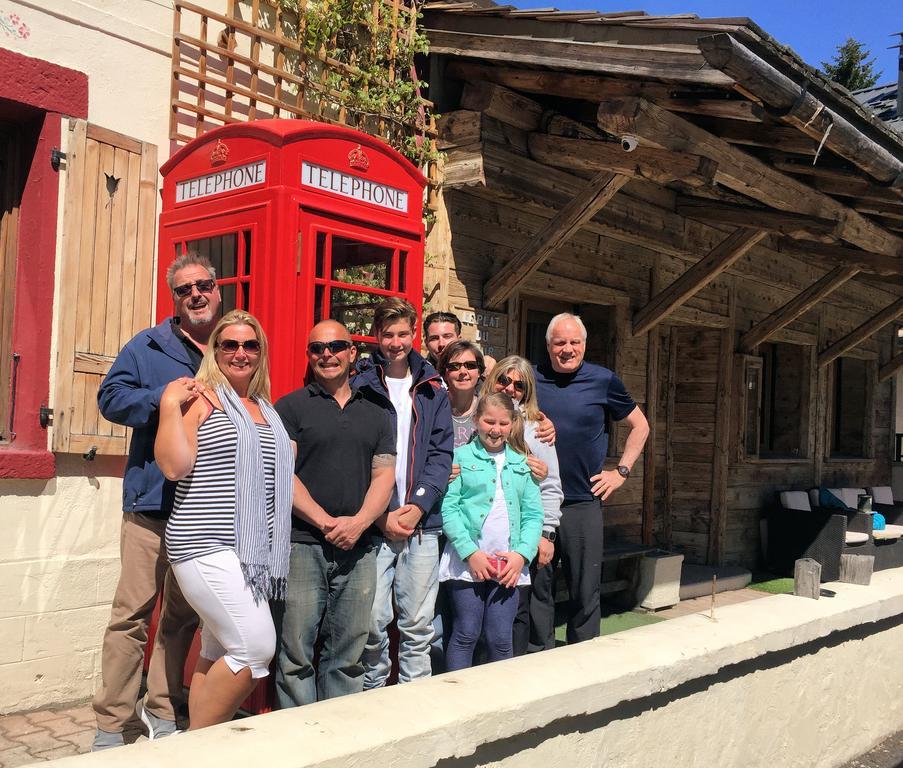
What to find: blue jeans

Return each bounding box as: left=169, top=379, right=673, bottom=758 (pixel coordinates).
left=362, top=532, right=440, bottom=688
left=274, top=541, right=376, bottom=707
left=445, top=579, right=519, bottom=671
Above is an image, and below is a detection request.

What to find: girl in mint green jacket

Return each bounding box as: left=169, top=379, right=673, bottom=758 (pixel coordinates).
left=440, top=393, right=543, bottom=670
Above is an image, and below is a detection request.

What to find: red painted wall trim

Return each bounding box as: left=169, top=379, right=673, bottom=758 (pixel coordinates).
left=0, top=54, right=87, bottom=479
left=0, top=48, right=88, bottom=117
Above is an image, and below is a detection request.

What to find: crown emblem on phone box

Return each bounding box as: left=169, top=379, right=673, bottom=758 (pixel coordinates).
left=348, top=144, right=370, bottom=171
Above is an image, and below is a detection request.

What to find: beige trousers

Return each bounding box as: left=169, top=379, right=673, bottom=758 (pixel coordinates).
left=92, top=512, right=199, bottom=733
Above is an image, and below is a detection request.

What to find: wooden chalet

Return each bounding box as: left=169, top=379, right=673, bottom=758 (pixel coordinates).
left=419, top=4, right=903, bottom=567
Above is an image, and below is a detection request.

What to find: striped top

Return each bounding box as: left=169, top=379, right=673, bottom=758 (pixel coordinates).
left=165, top=407, right=276, bottom=564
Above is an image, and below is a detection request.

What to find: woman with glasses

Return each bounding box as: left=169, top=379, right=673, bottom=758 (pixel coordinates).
left=437, top=340, right=485, bottom=449
left=155, top=309, right=293, bottom=730
left=483, top=356, right=563, bottom=655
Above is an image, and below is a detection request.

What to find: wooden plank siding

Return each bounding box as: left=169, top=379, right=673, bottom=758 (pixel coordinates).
left=428, top=123, right=900, bottom=568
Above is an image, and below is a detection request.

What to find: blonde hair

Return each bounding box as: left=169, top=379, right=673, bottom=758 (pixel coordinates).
left=475, top=392, right=528, bottom=456
left=483, top=356, right=541, bottom=422
left=196, top=309, right=272, bottom=401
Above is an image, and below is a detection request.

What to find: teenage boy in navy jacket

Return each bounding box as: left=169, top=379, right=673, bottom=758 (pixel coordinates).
left=353, top=298, right=453, bottom=686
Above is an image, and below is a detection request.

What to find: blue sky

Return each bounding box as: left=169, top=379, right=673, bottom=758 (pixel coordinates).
left=511, top=0, right=902, bottom=86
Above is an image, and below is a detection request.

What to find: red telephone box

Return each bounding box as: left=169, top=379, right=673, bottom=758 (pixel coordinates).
left=157, top=119, right=427, bottom=396
left=149, top=120, right=426, bottom=714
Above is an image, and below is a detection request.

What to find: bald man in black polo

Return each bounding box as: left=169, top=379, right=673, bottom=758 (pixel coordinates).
left=274, top=320, right=396, bottom=706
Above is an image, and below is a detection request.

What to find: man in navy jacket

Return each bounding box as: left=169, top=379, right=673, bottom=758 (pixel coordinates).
left=353, top=298, right=453, bottom=687
left=92, top=254, right=220, bottom=749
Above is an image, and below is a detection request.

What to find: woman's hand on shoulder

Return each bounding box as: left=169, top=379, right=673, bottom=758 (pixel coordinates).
left=526, top=456, right=548, bottom=482
left=466, top=550, right=493, bottom=581
left=161, top=377, right=203, bottom=410
left=495, top=551, right=525, bottom=588
left=535, top=412, right=556, bottom=445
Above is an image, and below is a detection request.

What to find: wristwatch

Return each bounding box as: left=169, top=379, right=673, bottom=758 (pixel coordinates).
left=616, top=465, right=631, bottom=479
left=542, top=530, right=557, bottom=542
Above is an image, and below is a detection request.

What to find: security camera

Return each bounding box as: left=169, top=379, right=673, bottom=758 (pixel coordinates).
left=621, top=135, right=639, bottom=152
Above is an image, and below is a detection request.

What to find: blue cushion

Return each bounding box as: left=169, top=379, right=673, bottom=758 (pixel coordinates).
left=819, top=487, right=853, bottom=511
left=873, top=512, right=886, bottom=531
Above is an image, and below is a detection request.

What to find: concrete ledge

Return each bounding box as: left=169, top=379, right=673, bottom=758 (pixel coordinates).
left=43, top=569, right=903, bottom=768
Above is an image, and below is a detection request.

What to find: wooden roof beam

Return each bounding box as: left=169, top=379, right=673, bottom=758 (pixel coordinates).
left=428, top=31, right=735, bottom=85
left=774, top=239, right=903, bottom=277
left=597, top=97, right=903, bottom=259
left=676, top=197, right=837, bottom=241
left=879, top=351, right=903, bottom=383
left=818, top=297, right=903, bottom=368
left=528, top=134, right=717, bottom=188
left=631, top=227, right=766, bottom=337
left=699, top=33, right=903, bottom=187
left=739, top=265, right=860, bottom=352
left=483, top=172, right=630, bottom=310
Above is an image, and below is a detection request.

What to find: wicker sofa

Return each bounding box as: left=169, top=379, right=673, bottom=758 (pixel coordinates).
left=766, top=489, right=873, bottom=582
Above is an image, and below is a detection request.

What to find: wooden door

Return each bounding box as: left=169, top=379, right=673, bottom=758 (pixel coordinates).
left=666, top=326, right=721, bottom=563
left=53, top=120, right=158, bottom=455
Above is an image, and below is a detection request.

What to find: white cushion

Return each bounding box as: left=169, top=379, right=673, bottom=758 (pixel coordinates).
left=870, top=486, right=895, bottom=505
left=873, top=524, right=903, bottom=541
left=780, top=491, right=811, bottom=511
left=840, top=488, right=866, bottom=509
left=845, top=531, right=870, bottom=545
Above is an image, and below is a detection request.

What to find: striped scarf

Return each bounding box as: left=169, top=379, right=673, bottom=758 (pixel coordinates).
left=217, top=384, right=292, bottom=602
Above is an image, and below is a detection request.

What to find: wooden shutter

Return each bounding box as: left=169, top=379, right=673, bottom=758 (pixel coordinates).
left=0, top=126, right=21, bottom=442
left=53, top=120, right=158, bottom=455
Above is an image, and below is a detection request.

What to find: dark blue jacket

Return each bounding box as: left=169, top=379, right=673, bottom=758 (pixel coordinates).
left=98, top=320, right=197, bottom=517
left=352, top=349, right=453, bottom=532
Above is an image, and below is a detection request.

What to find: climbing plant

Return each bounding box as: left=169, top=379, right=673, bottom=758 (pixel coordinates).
left=277, top=0, right=438, bottom=170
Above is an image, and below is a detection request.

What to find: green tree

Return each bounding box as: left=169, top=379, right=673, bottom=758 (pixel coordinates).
left=821, top=37, right=882, bottom=91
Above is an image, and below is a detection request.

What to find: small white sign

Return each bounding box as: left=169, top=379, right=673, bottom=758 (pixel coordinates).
left=302, top=161, right=408, bottom=213
left=176, top=159, right=267, bottom=203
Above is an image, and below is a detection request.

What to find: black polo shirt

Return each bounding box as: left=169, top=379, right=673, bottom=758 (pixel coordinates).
left=275, top=382, right=396, bottom=545
left=170, top=318, right=203, bottom=370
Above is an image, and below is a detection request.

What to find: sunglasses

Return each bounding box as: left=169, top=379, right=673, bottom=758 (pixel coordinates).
left=496, top=374, right=526, bottom=393
left=446, top=361, right=480, bottom=372
left=173, top=278, right=217, bottom=298
left=307, top=340, right=353, bottom=355
left=218, top=339, right=261, bottom=354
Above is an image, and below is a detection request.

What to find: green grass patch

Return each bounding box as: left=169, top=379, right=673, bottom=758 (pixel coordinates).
left=555, top=609, right=665, bottom=643
left=748, top=576, right=794, bottom=594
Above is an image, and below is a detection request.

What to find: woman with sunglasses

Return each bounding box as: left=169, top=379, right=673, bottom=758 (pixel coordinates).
left=437, top=340, right=485, bottom=449
left=483, top=356, right=563, bottom=655
left=155, top=309, right=293, bottom=730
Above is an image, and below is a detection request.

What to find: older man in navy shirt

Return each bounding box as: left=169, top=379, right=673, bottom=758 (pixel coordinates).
left=532, top=313, right=649, bottom=646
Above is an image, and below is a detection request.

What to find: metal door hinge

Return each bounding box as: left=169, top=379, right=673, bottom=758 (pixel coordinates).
left=39, top=405, right=53, bottom=429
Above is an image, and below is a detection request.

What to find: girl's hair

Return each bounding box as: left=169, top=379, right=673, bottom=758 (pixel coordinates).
left=196, top=309, right=272, bottom=401
left=437, top=339, right=485, bottom=377
left=475, top=392, right=528, bottom=455
left=483, top=355, right=541, bottom=422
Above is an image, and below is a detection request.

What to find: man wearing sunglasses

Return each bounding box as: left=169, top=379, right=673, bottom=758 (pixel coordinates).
left=93, top=254, right=221, bottom=749
left=273, top=320, right=396, bottom=707
left=533, top=313, right=649, bottom=647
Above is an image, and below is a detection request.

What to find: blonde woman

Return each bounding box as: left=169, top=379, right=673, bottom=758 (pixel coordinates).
left=155, top=310, right=292, bottom=729
left=484, top=356, right=563, bottom=653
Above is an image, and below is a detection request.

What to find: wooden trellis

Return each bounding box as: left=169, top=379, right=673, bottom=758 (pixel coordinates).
left=170, top=0, right=437, bottom=189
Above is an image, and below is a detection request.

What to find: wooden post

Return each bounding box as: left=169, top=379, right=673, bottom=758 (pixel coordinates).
left=631, top=228, right=765, bottom=337
left=739, top=265, right=860, bottom=352
left=839, top=554, right=874, bottom=585
left=642, top=328, right=660, bottom=545
left=793, top=558, right=821, bottom=599
left=483, top=171, right=629, bottom=309
left=878, top=350, right=903, bottom=383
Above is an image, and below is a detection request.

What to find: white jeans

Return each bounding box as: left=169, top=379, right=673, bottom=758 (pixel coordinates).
left=172, top=549, right=275, bottom=679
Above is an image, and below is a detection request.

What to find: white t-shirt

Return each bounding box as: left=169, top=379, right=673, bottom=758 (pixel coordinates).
left=440, top=450, right=530, bottom=586
left=386, top=373, right=413, bottom=507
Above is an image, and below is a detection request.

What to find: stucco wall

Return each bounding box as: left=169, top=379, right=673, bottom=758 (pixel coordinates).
left=35, top=569, right=903, bottom=768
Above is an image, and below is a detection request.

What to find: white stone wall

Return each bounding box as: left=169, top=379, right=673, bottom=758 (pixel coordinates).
left=0, top=456, right=124, bottom=712
left=35, top=569, right=903, bottom=768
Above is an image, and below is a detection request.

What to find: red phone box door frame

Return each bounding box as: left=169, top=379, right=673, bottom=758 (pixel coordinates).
left=149, top=120, right=426, bottom=714
left=157, top=119, right=427, bottom=400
